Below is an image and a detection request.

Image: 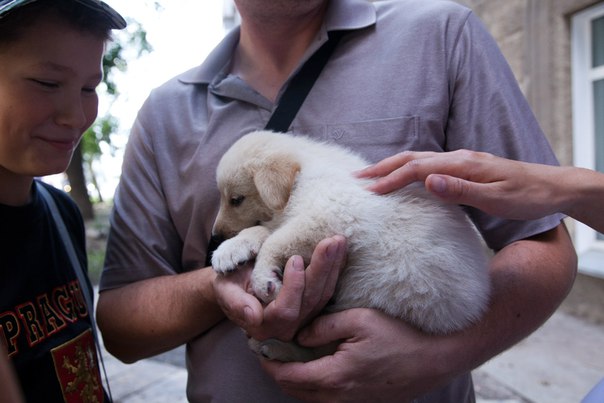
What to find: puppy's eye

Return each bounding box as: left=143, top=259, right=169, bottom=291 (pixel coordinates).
left=230, top=195, right=245, bottom=207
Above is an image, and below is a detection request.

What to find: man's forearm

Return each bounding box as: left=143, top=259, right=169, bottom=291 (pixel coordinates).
left=97, top=267, right=224, bottom=363
left=443, top=224, right=577, bottom=374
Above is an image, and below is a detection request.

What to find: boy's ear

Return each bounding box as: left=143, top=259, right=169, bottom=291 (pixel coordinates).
left=254, top=155, right=300, bottom=211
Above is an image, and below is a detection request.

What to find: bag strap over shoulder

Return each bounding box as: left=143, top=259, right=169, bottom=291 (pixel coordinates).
left=264, top=30, right=347, bottom=133
left=37, top=183, right=96, bottom=331
left=36, top=181, right=112, bottom=401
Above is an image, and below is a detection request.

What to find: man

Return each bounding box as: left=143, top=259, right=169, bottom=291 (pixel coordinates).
left=97, top=1, right=577, bottom=402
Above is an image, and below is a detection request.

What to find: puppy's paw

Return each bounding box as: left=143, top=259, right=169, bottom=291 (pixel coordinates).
left=248, top=338, right=337, bottom=362
left=248, top=338, right=306, bottom=362
left=211, top=236, right=259, bottom=274
left=250, top=265, right=283, bottom=303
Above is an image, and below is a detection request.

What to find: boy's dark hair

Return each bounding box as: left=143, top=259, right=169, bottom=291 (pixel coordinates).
left=0, top=0, right=119, bottom=45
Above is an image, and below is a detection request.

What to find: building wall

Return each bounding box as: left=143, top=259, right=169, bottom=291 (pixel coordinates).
left=453, top=0, right=604, bottom=320
left=454, top=0, right=602, bottom=166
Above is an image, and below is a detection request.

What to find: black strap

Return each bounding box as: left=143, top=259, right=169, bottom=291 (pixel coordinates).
left=264, top=30, right=346, bottom=132
left=36, top=183, right=113, bottom=401
left=205, top=30, right=346, bottom=267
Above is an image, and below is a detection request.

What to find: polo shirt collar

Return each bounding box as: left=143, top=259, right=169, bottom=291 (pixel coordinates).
left=179, top=0, right=376, bottom=86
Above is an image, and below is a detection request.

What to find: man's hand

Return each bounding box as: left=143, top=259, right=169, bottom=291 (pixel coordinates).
left=259, top=226, right=576, bottom=403
left=260, top=308, right=451, bottom=403
left=213, top=235, right=347, bottom=341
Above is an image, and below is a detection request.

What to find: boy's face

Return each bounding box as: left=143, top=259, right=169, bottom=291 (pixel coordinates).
left=0, top=14, right=104, bottom=179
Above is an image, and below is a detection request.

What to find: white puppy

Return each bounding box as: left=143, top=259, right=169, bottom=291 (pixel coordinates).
left=211, top=131, right=490, bottom=362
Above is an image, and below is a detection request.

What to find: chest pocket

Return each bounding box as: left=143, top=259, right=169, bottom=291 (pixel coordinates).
left=293, top=116, right=427, bottom=163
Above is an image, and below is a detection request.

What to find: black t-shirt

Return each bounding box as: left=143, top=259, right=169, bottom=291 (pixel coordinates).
left=0, top=180, right=108, bottom=402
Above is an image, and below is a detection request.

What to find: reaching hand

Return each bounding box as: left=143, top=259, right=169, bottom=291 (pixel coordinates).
left=357, top=149, right=564, bottom=221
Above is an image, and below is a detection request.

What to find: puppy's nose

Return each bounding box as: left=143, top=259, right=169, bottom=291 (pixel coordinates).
left=205, top=234, right=225, bottom=267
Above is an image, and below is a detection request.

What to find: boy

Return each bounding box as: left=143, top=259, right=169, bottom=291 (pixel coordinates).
left=0, top=1, right=125, bottom=401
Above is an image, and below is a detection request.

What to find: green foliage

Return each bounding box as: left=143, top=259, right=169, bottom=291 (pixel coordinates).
left=82, top=19, right=152, bottom=164
left=103, top=20, right=153, bottom=95
left=81, top=115, right=118, bottom=160
left=87, top=248, right=105, bottom=284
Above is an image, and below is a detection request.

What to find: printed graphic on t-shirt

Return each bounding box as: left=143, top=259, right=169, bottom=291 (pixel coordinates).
left=51, top=329, right=103, bottom=403
left=0, top=279, right=88, bottom=356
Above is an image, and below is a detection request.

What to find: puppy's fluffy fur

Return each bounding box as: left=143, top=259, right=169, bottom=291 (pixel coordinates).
left=212, top=131, right=490, bottom=361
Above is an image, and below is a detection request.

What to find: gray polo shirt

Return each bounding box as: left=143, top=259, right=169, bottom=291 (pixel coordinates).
left=101, top=0, right=563, bottom=401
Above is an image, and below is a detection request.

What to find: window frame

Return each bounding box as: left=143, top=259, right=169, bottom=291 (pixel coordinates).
left=571, top=2, right=604, bottom=277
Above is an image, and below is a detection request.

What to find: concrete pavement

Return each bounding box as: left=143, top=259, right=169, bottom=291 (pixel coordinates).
left=99, top=309, right=604, bottom=403
left=101, top=349, right=187, bottom=403
left=474, top=310, right=604, bottom=403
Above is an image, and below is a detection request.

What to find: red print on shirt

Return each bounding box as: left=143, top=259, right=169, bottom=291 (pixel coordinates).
left=51, top=330, right=103, bottom=403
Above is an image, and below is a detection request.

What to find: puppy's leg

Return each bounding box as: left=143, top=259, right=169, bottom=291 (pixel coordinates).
left=211, top=226, right=270, bottom=274
left=250, top=222, right=325, bottom=303
left=248, top=338, right=338, bottom=363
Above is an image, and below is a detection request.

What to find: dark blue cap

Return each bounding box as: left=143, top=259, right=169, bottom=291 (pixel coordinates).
left=0, top=0, right=126, bottom=29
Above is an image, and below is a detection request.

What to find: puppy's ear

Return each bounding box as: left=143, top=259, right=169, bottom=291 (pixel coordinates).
left=254, top=155, right=300, bottom=211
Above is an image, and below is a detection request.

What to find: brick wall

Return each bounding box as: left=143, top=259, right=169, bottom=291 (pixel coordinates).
left=454, top=0, right=604, bottom=314
left=454, top=0, right=602, bottom=166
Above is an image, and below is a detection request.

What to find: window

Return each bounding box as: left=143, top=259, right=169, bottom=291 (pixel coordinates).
left=222, top=0, right=240, bottom=31
left=571, top=2, right=604, bottom=276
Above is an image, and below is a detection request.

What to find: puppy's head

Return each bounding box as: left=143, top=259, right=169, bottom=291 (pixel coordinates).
left=212, top=135, right=300, bottom=239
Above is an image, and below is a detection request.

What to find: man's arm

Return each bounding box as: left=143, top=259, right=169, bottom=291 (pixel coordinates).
left=97, top=267, right=223, bottom=363
left=450, top=224, right=577, bottom=367
left=261, top=224, right=577, bottom=402
left=97, top=235, right=347, bottom=363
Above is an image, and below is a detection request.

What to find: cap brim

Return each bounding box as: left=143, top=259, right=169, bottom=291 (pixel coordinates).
left=0, top=0, right=126, bottom=30
left=76, top=0, right=126, bottom=30
left=0, top=0, right=38, bottom=15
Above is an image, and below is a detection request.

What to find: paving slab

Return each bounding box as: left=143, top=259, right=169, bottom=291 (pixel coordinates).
left=101, top=350, right=188, bottom=403
left=96, top=305, right=604, bottom=403
left=475, top=311, right=604, bottom=403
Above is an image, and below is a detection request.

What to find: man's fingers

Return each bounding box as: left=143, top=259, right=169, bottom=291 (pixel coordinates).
left=270, top=255, right=306, bottom=322
left=315, top=235, right=347, bottom=306
left=298, top=310, right=359, bottom=348
left=213, top=266, right=263, bottom=329
left=248, top=256, right=306, bottom=341
left=302, top=235, right=347, bottom=318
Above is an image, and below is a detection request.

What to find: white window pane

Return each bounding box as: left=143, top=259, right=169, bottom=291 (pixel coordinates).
left=595, top=78, right=604, bottom=240
left=595, top=78, right=604, bottom=173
